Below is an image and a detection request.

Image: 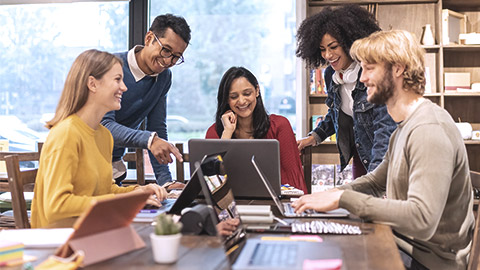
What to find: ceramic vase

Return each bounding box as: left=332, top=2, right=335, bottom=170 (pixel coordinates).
left=421, top=24, right=435, bottom=45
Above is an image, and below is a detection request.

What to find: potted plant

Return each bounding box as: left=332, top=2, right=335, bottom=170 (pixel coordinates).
left=150, top=213, right=183, bottom=264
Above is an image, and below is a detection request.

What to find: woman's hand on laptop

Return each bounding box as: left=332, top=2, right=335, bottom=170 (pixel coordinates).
left=133, top=184, right=167, bottom=207
left=291, top=189, right=344, bottom=214
left=217, top=218, right=240, bottom=236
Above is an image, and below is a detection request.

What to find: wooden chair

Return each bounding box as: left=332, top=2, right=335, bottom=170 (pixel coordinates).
left=469, top=171, right=480, bottom=270
left=175, top=143, right=189, bottom=183
left=300, top=147, right=312, bottom=194
left=123, top=148, right=145, bottom=185
left=0, top=142, right=43, bottom=192
left=5, top=152, right=40, bottom=229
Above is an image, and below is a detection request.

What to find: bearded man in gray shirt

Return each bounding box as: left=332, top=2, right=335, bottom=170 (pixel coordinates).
left=292, top=30, right=474, bottom=270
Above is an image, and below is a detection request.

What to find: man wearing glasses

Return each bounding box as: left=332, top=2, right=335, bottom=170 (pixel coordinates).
left=102, top=14, right=191, bottom=186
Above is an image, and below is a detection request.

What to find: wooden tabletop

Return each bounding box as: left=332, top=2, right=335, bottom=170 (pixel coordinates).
left=25, top=223, right=230, bottom=270
left=22, top=199, right=404, bottom=270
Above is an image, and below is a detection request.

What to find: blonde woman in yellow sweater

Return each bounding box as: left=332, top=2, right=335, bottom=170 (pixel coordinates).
left=31, top=49, right=167, bottom=228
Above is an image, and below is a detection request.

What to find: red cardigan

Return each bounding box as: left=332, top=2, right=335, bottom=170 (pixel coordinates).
left=205, top=114, right=307, bottom=193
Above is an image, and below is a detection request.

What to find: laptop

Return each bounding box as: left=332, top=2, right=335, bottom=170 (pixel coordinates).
left=251, top=156, right=350, bottom=218
left=168, top=153, right=211, bottom=215
left=189, top=139, right=281, bottom=199
left=195, top=159, right=343, bottom=270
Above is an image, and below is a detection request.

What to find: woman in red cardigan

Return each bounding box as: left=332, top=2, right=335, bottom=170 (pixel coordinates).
left=205, top=66, right=307, bottom=193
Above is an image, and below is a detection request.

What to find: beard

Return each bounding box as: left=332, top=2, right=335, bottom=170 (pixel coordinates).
left=367, top=67, right=395, bottom=105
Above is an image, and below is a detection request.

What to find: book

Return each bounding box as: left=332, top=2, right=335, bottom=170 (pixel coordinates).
left=311, top=115, right=324, bottom=130
left=335, top=164, right=353, bottom=186
left=315, top=68, right=327, bottom=94
left=239, top=212, right=274, bottom=224
left=310, top=69, right=316, bottom=94
left=309, top=68, right=327, bottom=95
left=236, top=205, right=271, bottom=216
left=311, top=164, right=335, bottom=193
left=424, top=53, right=436, bottom=93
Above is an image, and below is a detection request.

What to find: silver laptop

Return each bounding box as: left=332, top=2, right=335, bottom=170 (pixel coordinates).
left=189, top=139, right=281, bottom=199
left=251, top=156, right=349, bottom=218
left=194, top=161, right=343, bottom=270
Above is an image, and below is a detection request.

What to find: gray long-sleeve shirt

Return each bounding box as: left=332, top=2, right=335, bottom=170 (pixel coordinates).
left=339, top=99, right=474, bottom=270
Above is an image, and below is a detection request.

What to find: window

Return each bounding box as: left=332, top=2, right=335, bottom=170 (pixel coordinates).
left=0, top=1, right=128, bottom=151
left=149, top=0, right=297, bottom=141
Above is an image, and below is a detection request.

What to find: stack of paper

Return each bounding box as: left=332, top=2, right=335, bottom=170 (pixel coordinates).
left=236, top=205, right=274, bottom=224
left=0, top=228, right=74, bottom=248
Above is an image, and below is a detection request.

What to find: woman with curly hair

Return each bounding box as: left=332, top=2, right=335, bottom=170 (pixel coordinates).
left=206, top=66, right=307, bottom=193
left=296, top=4, right=397, bottom=179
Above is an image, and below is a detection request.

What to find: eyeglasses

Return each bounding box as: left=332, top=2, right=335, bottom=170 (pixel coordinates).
left=152, top=33, right=185, bottom=65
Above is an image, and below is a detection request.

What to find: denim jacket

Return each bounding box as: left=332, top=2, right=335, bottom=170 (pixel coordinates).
left=311, top=66, right=397, bottom=171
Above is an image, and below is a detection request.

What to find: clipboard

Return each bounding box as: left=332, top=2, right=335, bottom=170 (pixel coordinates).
left=55, top=191, right=150, bottom=266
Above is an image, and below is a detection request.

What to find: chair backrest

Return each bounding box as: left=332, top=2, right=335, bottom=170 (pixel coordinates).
left=468, top=171, right=480, bottom=270
left=123, top=148, right=145, bottom=185
left=175, top=143, right=189, bottom=182
left=5, top=152, right=40, bottom=229
left=300, top=147, right=312, bottom=194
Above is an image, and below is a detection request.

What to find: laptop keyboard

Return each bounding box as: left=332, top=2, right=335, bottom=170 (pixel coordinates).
left=249, top=242, right=298, bottom=267
left=292, top=220, right=362, bottom=235
left=284, top=203, right=319, bottom=216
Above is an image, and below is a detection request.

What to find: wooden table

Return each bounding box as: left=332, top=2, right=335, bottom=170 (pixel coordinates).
left=22, top=218, right=403, bottom=269
left=240, top=199, right=405, bottom=270
left=25, top=223, right=230, bottom=270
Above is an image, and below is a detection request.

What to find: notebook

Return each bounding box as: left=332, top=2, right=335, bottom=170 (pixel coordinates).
left=189, top=139, right=281, bottom=199
left=251, top=156, right=350, bottom=218
left=195, top=159, right=343, bottom=270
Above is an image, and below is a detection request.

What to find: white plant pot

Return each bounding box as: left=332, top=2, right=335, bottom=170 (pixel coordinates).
left=150, top=232, right=182, bottom=264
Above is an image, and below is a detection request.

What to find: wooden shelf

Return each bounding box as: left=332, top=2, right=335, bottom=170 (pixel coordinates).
left=308, top=0, right=437, bottom=6
left=304, top=0, right=480, bottom=171
left=309, top=94, right=328, bottom=98
left=422, top=45, right=441, bottom=50
left=444, top=92, right=480, bottom=97
left=443, top=45, right=480, bottom=52
left=424, top=93, right=442, bottom=97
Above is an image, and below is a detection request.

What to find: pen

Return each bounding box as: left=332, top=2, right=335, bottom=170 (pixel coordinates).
left=273, top=217, right=288, bottom=226
left=140, top=210, right=158, bottom=213
left=226, top=244, right=239, bottom=256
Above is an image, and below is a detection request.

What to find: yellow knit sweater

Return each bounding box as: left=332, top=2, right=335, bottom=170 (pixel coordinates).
left=31, top=114, right=136, bottom=228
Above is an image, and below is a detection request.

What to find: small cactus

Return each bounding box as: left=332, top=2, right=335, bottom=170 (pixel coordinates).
left=154, top=213, right=183, bottom=235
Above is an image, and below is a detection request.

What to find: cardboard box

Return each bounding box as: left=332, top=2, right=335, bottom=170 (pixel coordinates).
left=444, top=72, right=470, bottom=90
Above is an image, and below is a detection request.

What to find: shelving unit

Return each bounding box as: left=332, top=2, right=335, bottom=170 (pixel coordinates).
left=305, top=0, right=480, bottom=171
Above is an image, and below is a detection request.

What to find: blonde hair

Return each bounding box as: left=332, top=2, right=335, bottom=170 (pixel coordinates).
left=350, top=30, right=426, bottom=95
left=46, top=49, right=122, bottom=129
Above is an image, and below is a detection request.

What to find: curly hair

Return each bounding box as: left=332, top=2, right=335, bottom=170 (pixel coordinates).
left=296, top=4, right=380, bottom=68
